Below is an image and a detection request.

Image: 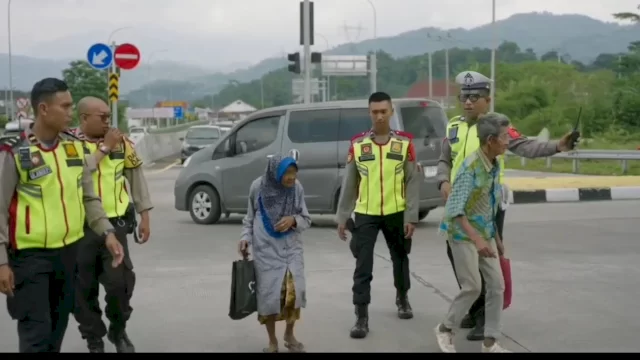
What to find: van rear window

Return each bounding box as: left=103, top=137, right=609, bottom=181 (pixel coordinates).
left=399, top=105, right=447, bottom=139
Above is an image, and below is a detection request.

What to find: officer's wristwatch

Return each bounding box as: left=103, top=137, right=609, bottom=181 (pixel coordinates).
left=99, top=145, right=111, bottom=155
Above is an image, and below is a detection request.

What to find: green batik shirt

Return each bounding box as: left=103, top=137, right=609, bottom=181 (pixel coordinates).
left=439, top=148, right=501, bottom=242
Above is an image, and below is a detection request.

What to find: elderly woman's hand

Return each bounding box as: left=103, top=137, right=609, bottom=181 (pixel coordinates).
left=275, top=216, right=296, bottom=232
left=238, top=240, right=250, bottom=258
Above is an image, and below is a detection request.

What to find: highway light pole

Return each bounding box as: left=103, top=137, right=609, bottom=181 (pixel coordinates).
left=366, top=0, right=377, bottom=92
left=302, top=0, right=312, bottom=103
left=7, top=0, right=14, bottom=124
left=489, top=0, right=496, bottom=112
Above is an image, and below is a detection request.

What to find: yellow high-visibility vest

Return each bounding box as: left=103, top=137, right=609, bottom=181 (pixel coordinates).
left=83, top=140, right=131, bottom=218
left=447, top=116, right=505, bottom=183
left=353, top=135, right=411, bottom=216
left=10, top=139, right=86, bottom=250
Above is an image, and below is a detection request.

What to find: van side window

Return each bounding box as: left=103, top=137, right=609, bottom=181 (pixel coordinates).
left=399, top=105, right=447, bottom=139
left=338, top=108, right=372, bottom=141
left=233, top=116, right=281, bottom=154
left=287, top=109, right=340, bottom=143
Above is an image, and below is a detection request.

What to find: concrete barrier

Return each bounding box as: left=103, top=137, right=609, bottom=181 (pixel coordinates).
left=132, top=120, right=209, bottom=165
left=134, top=130, right=186, bottom=165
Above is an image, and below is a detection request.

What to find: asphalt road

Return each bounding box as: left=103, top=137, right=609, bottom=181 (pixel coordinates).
left=0, top=167, right=638, bottom=352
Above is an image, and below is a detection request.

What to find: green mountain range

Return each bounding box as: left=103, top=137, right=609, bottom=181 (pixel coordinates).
left=2, top=11, right=638, bottom=106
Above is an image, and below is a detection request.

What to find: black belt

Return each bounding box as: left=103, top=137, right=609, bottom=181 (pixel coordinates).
left=111, top=204, right=142, bottom=244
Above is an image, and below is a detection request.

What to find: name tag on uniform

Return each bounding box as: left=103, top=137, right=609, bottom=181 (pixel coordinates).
left=386, top=153, right=404, bottom=161
left=359, top=154, right=375, bottom=162
left=29, top=165, right=53, bottom=180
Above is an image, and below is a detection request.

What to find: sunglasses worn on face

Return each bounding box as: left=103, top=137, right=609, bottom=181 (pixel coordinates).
left=81, top=113, right=112, bottom=122
left=458, top=94, right=484, bottom=103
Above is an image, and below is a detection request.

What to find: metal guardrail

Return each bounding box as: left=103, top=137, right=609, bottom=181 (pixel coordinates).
left=505, top=149, right=640, bottom=174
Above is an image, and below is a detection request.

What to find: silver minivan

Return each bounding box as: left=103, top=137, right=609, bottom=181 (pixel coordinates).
left=174, top=98, right=447, bottom=224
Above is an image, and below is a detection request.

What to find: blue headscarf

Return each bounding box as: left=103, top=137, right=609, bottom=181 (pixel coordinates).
left=257, top=154, right=298, bottom=238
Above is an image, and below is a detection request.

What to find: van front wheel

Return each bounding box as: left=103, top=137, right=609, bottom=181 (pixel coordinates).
left=189, top=185, right=222, bottom=224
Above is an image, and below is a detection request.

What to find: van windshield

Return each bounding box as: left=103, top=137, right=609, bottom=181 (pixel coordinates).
left=399, top=105, right=447, bottom=139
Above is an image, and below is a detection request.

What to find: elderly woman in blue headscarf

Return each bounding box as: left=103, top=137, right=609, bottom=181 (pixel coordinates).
left=238, top=154, right=311, bottom=353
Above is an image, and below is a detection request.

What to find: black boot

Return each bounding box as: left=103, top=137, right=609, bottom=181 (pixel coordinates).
left=108, top=329, right=136, bottom=353
left=460, top=313, right=476, bottom=329
left=350, top=305, right=370, bottom=339
left=86, top=338, right=105, bottom=353
left=466, top=310, right=485, bottom=341
left=396, top=292, right=413, bottom=319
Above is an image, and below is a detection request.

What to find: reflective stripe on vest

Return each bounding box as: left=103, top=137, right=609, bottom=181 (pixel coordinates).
left=11, top=141, right=86, bottom=250
left=353, top=137, right=408, bottom=216
left=84, top=141, right=129, bottom=218
left=447, top=118, right=505, bottom=183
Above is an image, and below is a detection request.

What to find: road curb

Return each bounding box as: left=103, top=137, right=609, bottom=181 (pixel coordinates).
left=510, top=186, right=640, bottom=204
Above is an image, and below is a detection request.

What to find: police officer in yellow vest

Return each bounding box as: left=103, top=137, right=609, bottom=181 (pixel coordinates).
left=0, top=78, right=124, bottom=353
left=436, top=71, right=578, bottom=341
left=72, top=96, right=153, bottom=353
left=336, top=92, right=420, bottom=339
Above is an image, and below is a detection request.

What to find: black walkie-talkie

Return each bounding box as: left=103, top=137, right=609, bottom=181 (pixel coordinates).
left=568, top=107, right=582, bottom=150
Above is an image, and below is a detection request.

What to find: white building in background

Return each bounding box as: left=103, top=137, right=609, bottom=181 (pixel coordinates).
left=218, top=100, right=257, bottom=120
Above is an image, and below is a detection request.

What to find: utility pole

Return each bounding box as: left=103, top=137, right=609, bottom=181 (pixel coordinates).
left=428, top=52, right=433, bottom=98
left=302, top=0, right=312, bottom=104
left=489, top=0, right=496, bottom=113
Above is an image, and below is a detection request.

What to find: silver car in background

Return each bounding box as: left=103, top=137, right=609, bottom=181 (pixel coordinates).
left=174, top=98, right=447, bottom=224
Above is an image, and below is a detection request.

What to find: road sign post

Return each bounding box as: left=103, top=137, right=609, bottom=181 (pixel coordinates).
left=86, top=43, right=113, bottom=70
left=108, top=52, right=119, bottom=129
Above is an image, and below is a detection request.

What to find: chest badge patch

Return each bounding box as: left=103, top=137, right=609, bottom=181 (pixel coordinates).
left=63, top=143, right=78, bottom=158
left=390, top=141, right=403, bottom=153
left=361, top=144, right=372, bottom=155
left=31, top=151, right=44, bottom=166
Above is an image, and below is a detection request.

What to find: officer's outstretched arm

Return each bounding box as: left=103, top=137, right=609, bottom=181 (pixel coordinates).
left=403, top=142, right=420, bottom=224
left=436, top=138, right=453, bottom=186
left=335, top=149, right=359, bottom=225
left=80, top=164, right=114, bottom=235
left=507, top=126, right=559, bottom=158
left=0, top=152, right=18, bottom=266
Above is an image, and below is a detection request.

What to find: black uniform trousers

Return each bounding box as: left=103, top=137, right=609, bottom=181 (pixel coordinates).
left=6, top=241, right=79, bottom=353
left=447, top=208, right=506, bottom=319
left=351, top=211, right=411, bottom=305
left=73, top=219, right=136, bottom=340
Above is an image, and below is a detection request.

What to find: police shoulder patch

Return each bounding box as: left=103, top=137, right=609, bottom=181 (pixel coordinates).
left=507, top=126, right=522, bottom=139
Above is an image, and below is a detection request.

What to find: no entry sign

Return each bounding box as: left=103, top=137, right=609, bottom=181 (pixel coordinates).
left=114, top=43, right=141, bottom=70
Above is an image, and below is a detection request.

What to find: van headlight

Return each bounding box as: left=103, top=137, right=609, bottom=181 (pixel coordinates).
left=183, top=156, right=192, bottom=167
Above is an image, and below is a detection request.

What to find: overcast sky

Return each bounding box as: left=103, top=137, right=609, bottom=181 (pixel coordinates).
left=0, top=0, right=636, bottom=69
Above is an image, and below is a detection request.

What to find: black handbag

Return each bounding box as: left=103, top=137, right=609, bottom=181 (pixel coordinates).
left=228, top=259, right=258, bottom=320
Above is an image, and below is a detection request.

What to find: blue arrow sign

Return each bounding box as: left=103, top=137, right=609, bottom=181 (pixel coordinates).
left=86, top=43, right=113, bottom=70
left=173, top=106, right=184, bottom=120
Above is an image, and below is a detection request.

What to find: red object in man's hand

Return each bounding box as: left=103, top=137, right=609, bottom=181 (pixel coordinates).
left=500, top=256, right=512, bottom=310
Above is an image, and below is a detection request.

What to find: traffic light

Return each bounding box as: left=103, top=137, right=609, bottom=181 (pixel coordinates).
left=310, top=52, right=322, bottom=64
left=288, top=52, right=301, bottom=74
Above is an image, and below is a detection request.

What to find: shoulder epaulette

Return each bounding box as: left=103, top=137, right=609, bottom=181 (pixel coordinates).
left=61, top=129, right=82, bottom=141
left=392, top=130, right=413, bottom=140
left=0, top=135, right=22, bottom=151
left=449, top=115, right=463, bottom=123
left=350, top=131, right=368, bottom=143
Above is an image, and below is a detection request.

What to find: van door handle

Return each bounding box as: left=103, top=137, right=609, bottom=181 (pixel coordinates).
left=289, top=149, right=300, bottom=161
